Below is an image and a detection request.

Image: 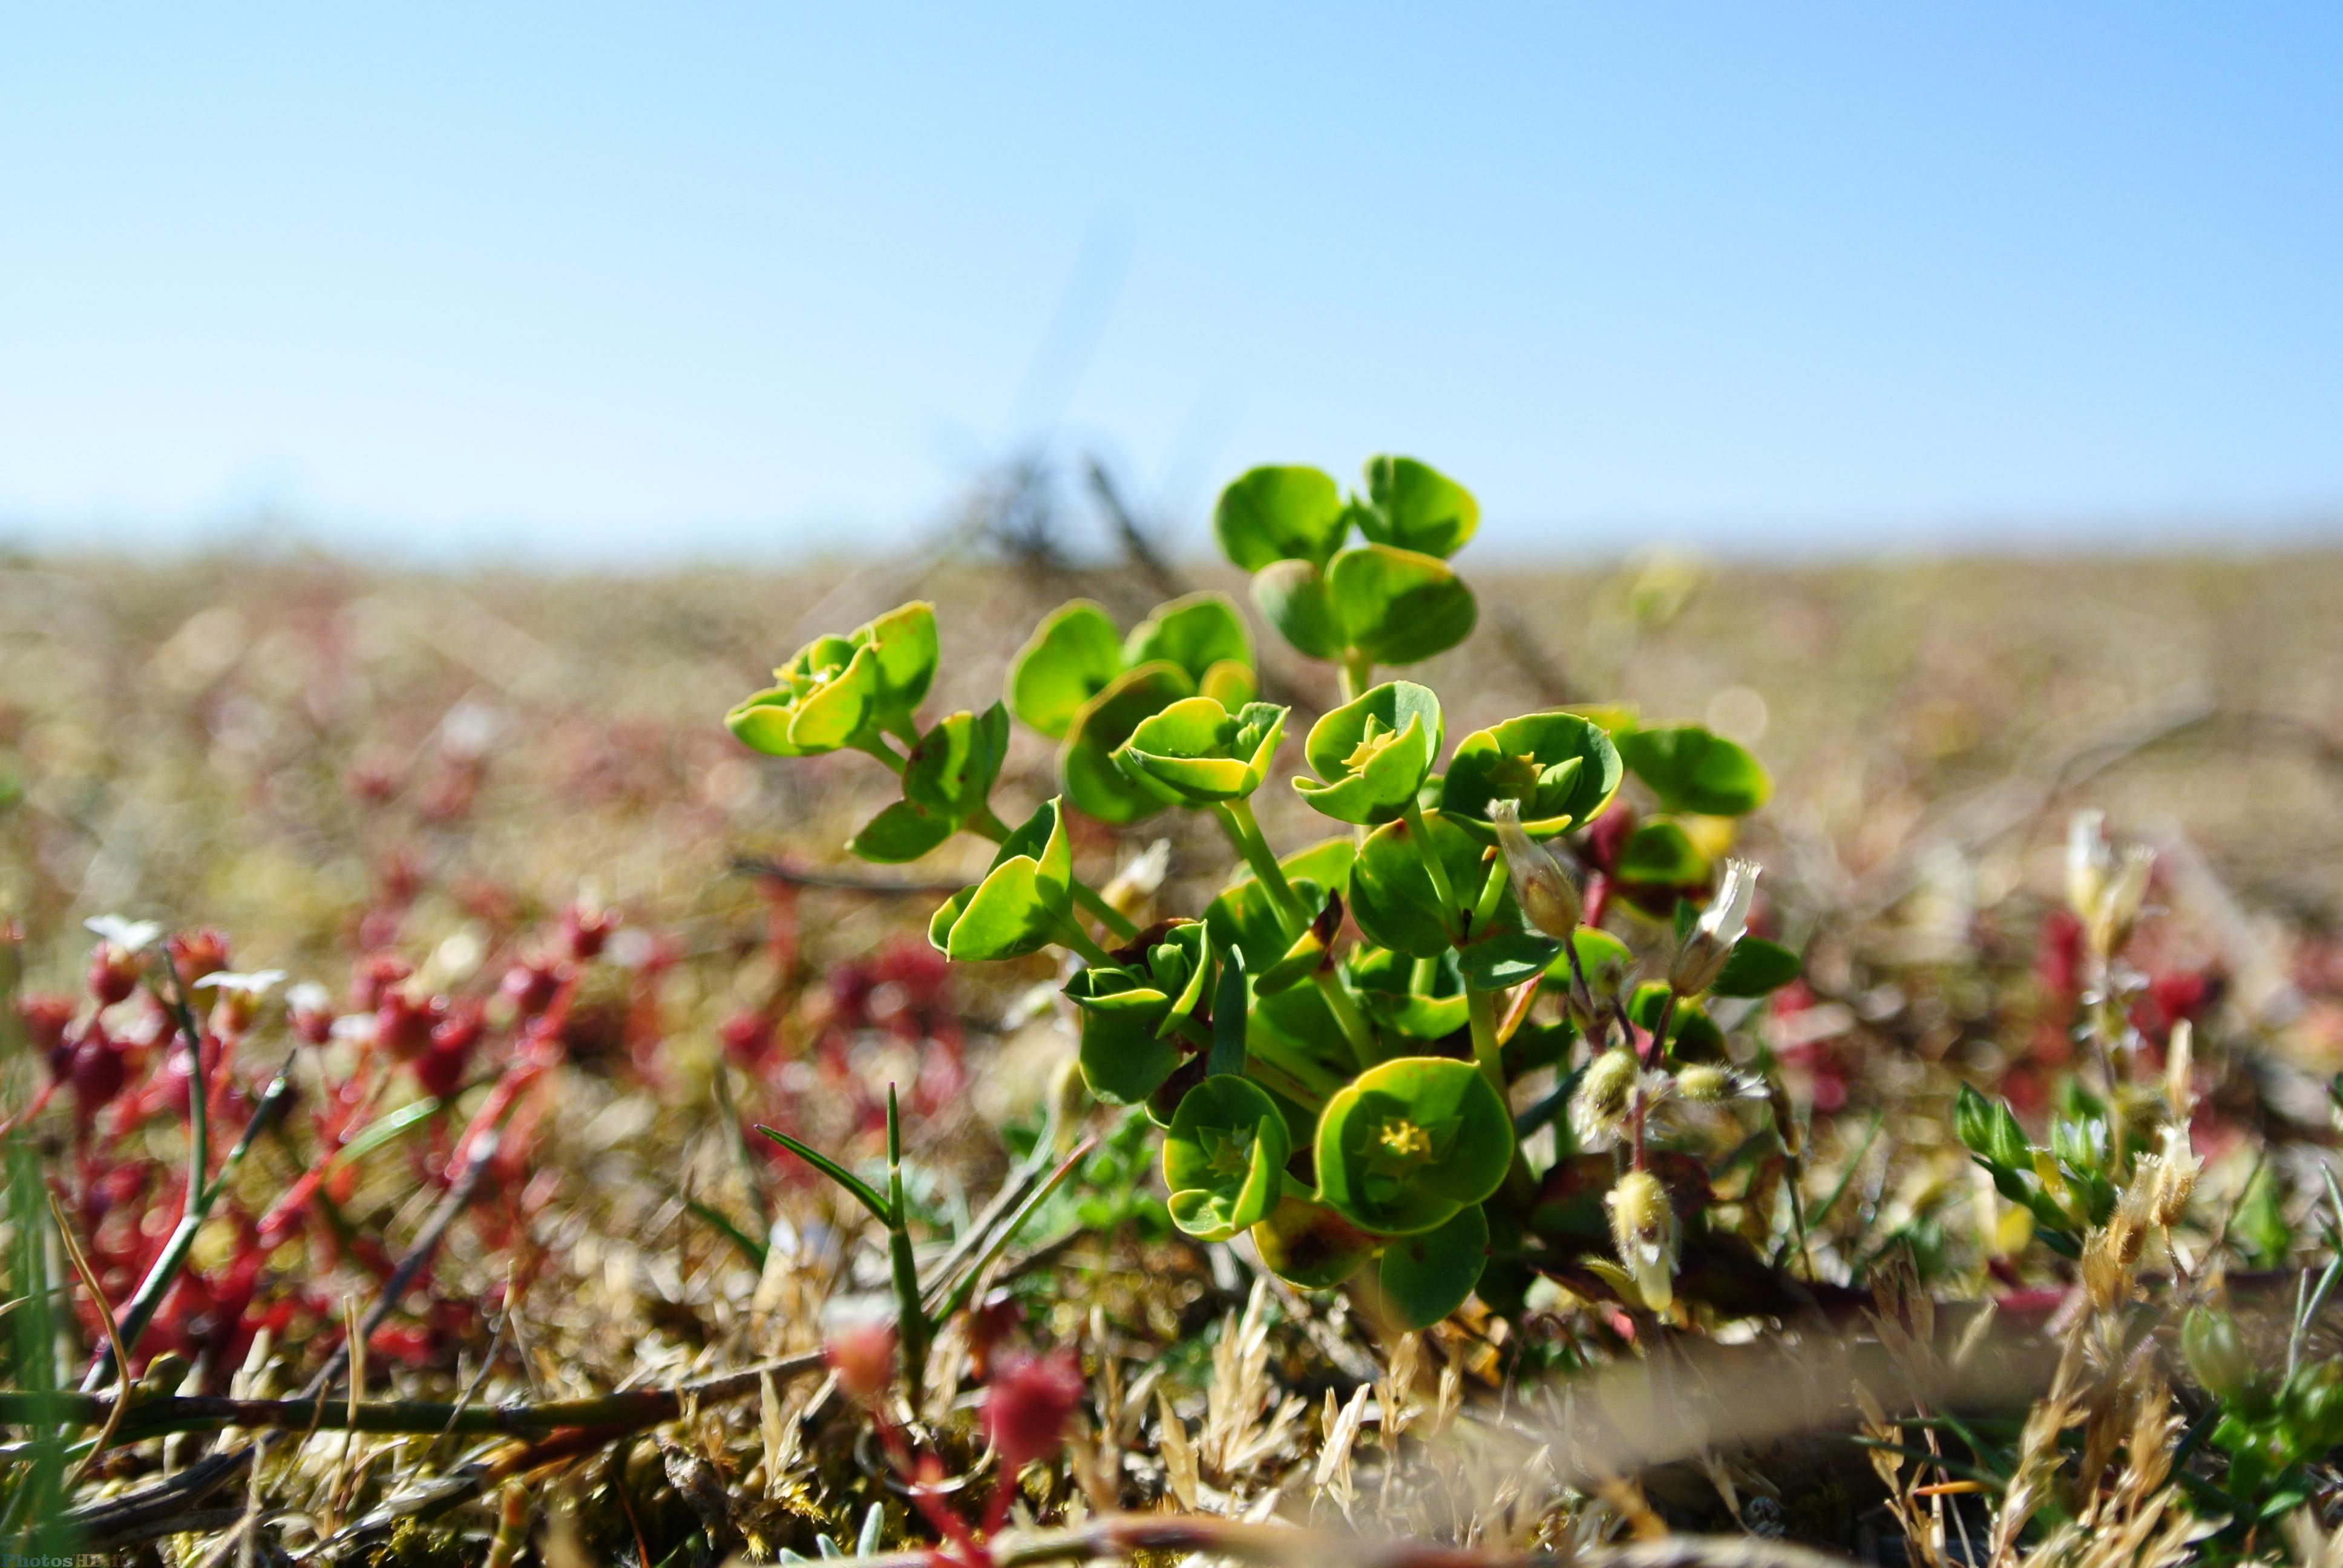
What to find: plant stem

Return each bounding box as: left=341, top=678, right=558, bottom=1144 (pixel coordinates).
left=1058, top=920, right=1117, bottom=969
left=1469, top=988, right=1539, bottom=1206
left=885, top=1088, right=929, bottom=1402
left=1215, top=799, right=1304, bottom=930
left=1400, top=801, right=1463, bottom=942
left=1312, top=972, right=1380, bottom=1067
left=1467, top=841, right=1509, bottom=939
left=1339, top=650, right=1374, bottom=704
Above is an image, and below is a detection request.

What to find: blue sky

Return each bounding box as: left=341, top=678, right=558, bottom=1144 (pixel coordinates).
left=4, top=5, right=2339, bottom=561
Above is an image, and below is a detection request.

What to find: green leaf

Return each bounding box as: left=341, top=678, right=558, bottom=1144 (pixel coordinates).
left=1545, top=928, right=1636, bottom=997
left=934, top=799, right=1075, bottom=962
left=1709, top=937, right=1801, bottom=998
left=1251, top=1194, right=1375, bottom=1289
left=1348, top=946, right=1469, bottom=1041
left=1617, top=725, right=1773, bottom=817
left=1325, top=544, right=1478, bottom=665
left=1254, top=892, right=1340, bottom=997
left=1615, top=818, right=1709, bottom=887
left=1115, top=697, right=1287, bottom=806
left=1251, top=560, right=1346, bottom=661
left=1294, top=681, right=1444, bottom=826
left=726, top=636, right=883, bottom=758
left=901, top=703, right=1011, bottom=825
left=847, top=800, right=957, bottom=864
left=753, top=1125, right=892, bottom=1224
left=1349, top=808, right=1482, bottom=959
left=1059, top=662, right=1197, bottom=825
left=1954, top=1084, right=2033, bottom=1171
left=1163, top=1076, right=1293, bottom=1241
left=1066, top=965, right=1188, bottom=1106
left=1314, top=1056, right=1513, bottom=1235
left=1213, top=464, right=1348, bottom=571
left=1360, top=456, right=1479, bottom=560
left=858, top=601, right=941, bottom=730
left=1124, top=593, right=1254, bottom=688
left=1008, top=600, right=1126, bottom=740
left=1378, top=1202, right=1489, bottom=1328
left=1440, top=711, right=1624, bottom=841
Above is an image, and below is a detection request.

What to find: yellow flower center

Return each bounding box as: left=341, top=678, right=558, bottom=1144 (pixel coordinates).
left=1377, top=1118, right=1432, bottom=1161
left=1343, top=716, right=1398, bottom=773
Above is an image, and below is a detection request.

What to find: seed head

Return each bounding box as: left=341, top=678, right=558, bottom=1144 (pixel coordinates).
left=1606, top=1169, right=1679, bottom=1313
left=1571, top=1047, right=1640, bottom=1147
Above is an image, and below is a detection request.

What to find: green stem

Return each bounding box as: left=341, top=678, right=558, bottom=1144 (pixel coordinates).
left=884, top=1088, right=929, bottom=1401
left=1467, top=988, right=1538, bottom=1206
left=1466, top=987, right=1508, bottom=1101
left=968, top=808, right=1139, bottom=941
left=1312, top=973, right=1380, bottom=1068
left=1215, top=799, right=1304, bottom=931
left=1058, top=920, right=1117, bottom=969
left=857, top=736, right=909, bottom=776
left=1400, top=801, right=1463, bottom=942
left=1340, top=650, right=1374, bottom=704
left=1467, top=841, right=1508, bottom=940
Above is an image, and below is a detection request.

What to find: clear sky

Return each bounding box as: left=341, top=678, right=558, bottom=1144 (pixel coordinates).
left=4, top=5, right=2339, bottom=562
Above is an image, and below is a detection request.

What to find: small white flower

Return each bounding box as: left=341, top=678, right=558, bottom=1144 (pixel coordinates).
left=1668, top=858, right=1759, bottom=995
left=84, top=915, right=163, bottom=953
left=193, top=969, right=286, bottom=996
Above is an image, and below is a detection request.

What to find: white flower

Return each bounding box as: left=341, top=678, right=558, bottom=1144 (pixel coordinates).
left=1668, top=858, right=1759, bottom=995
left=84, top=915, right=163, bottom=953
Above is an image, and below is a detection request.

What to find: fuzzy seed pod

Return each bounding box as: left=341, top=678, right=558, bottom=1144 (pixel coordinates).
left=1570, top=1047, right=1640, bottom=1148
left=1673, top=1063, right=1733, bottom=1103
left=2150, top=1123, right=2198, bottom=1227
left=1606, top=1169, right=1678, bottom=1313
left=1490, top=800, right=1582, bottom=940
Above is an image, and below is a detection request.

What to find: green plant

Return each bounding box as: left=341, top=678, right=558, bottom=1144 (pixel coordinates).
left=728, top=456, right=1796, bottom=1329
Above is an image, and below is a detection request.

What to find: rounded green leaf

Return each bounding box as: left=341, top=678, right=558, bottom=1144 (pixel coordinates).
left=1615, top=818, right=1710, bottom=889
left=1348, top=946, right=1469, bottom=1040
left=1377, top=1202, right=1489, bottom=1328
left=846, top=800, right=957, bottom=864
left=1251, top=1195, right=1375, bottom=1289
left=1544, top=928, right=1636, bottom=996
left=1325, top=544, right=1478, bottom=665
left=1710, top=937, right=1800, bottom=998
left=902, top=704, right=1011, bottom=825
left=1360, top=456, right=1479, bottom=560
left=1198, top=658, right=1257, bottom=711
left=1314, top=1056, right=1513, bottom=1235
left=1163, top=1075, right=1293, bottom=1241
left=1213, top=465, right=1348, bottom=572
left=935, top=799, right=1074, bottom=962
left=1007, top=600, right=1124, bottom=740
left=1251, top=560, right=1346, bottom=662
left=1115, top=697, right=1287, bottom=806
left=726, top=635, right=884, bottom=757
left=1294, top=681, right=1444, bottom=826
left=1059, top=662, right=1196, bottom=824
left=1124, top=593, right=1254, bottom=687
left=857, top=601, right=940, bottom=728
left=1066, top=965, right=1186, bottom=1105
left=1440, top=713, right=1624, bottom=841
left=1617, top=725, right=1773, bottom=817
left=1348, top=809, right=1483, bottom=959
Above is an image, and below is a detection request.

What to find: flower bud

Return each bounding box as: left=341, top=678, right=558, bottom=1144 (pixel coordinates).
left=2180, top=1307, right=2254, bottom=1402
left=824, top=1318, right=899, bottom=1405
left=1571, top=1047, right=1640, bottom=1148
left=1674, top=1063, right=1733, bottom=1103
left=18, top=994, right=76, bottom=1065
left=562, top=901, right=615, bottom=962
left=499, top=956, right=563, bottom=1019
left=983, top=1348, right=1084, bottom=1469
left=1606, top=1169, right=1679, bottom=1313
left=1668, top=859, right=1758, bottom=996
left=1490, top=800, right=1581, bottom=940
left=166, top=929, right=231, bottom=989
left=350, top=953, right=413, bottom=1013
left=88, top=942, right=142, bottom=1006
left=286, top=982, right=335, bottom=1045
